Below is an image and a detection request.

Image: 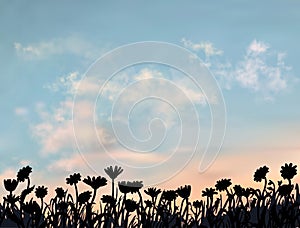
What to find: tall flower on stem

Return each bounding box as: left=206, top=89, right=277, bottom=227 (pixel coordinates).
left=83, top=176, right=107, bottom=203
left=254, top=165, right=269, bottom=195
left=144, top=187, right=161, bottom=204
left=35, top=185, right=48, bottom=211
left=254, top=166, right=269, bottom=182
left=118, top=180, right=143, bottom=225
left=144, top=187, right=162, bottom=221
left=280, top=163, right=297, bottom=185
left=202, top=187, right=218, bottom=198
left=66, top=173, right=81, bottom=208
left=202, top=187, right=218, bottom=217
left=55, top=187, right=66, bottom=200
left=215, top=178, right=232, bottom=210
left=215, top=178, right=232, bottom=194
left=3, top=178, right=19, bottom=210
left=17, top=165, right=32, bottom=189
left=161, top=190, right=178, bottom=214
left=4, top=179, right=18, bottom=195
left=104, top=165, right=123, bottom=199
left=177, top=185, right=191, bottom=224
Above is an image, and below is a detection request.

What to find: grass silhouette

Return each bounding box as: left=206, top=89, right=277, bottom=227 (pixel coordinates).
left=1, top=163, right=299, bottom=227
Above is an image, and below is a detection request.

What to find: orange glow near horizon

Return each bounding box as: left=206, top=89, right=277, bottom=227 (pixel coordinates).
left=1, top=147, right=299, bottom=204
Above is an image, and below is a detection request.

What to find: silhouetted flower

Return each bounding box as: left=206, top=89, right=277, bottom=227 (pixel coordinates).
left=35, top=185, right=48, bottom=199
left=118, top=182, right=131, bottom=194
left=144, top=200, right=152, bottom=208
left=202, top=187, right=217, bottom=198
left=3, top=194, right=20, bottom=204
left=144, top=187, right=161, bottom=198
left=5, top=163, right=300, bottom=227
left=233, top=185, right=244, bottom=197
left=215, top=178, right=232, bottom=192
left=17, top=165, right=32, bottom=182
left=66, top=173, right=81, bottom=186
left=55, top=187, right=65, bottom=199
left=4, top=179, right=18, bottom=192
left=162, top=190, right=177, bottom=201
left=280, top=163, right=297, bottom=180
left=125, top=199, right=138, bottom=212
left=83, top=176, right=107, bottom=190
left=101, top=195, right=116, bottom=204
left=104, top=165, right=123, bottom=180
left=118, top=181, right=143, bottom=194
left=177, top=185, right=191, bottom=199
left=78, top=191, right=92, bottom=204
left=254, top=165, right=269, bottom=182
left=193, top=200, right=202, bottom=209
left=278, top=184, right=294, bottom=197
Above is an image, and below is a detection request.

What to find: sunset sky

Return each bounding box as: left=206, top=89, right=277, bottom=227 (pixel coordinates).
left=1, top=1, right=300, bottom=199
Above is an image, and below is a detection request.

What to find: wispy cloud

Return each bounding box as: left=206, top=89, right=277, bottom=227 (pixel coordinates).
left=31, top=100, right=75, bottom=154
left=181, top=38, right=223, bottom=57
left=182, top=38, right=294, bottom=101
left=102, top=68, right=206, bottom=106
left=31, top=67, right=207, bottom=176
left=247, top=39, right=269, bottom=54
left=234, top=40, right=291, bottom=100
left=14, top=36, right=100, bottom=60
left=32, top=71, right=116, bottom=155
left=44, top=72, right=80, bottom=94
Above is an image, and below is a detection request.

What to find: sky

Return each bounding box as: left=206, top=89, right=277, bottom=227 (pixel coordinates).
left=1, top=1, right=300, bottom=199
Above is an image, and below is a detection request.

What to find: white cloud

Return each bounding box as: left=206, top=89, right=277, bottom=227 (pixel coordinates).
left=234, top=40, right=290, bottom=98
left=28, top=64, right=212, bottom=186
left=45, top=71, right=100, bottom=96
left=33, top=67, right=207, bottom=159
left=44, top=72, right=80, bottom=94
left=32, top=119, right=74, bottom=154
left=32, top=98, right=116, bottom=155
left=103, top=68, right=207, bottom=106
left=32, top=71, right=117, bottom=155
left=182, top=38, right=293, bottom=101
left=247, top=39, right=269, bottom=54
left=14, top=36, right=99, bottom=60
left=181, top=38, right=223, bottom=56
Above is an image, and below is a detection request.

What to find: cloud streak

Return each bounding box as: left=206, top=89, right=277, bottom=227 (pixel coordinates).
left=14, top=36, right=100, bottom=60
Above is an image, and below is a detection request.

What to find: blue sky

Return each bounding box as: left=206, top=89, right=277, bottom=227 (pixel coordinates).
left=1, top=1, right=300, bottom=197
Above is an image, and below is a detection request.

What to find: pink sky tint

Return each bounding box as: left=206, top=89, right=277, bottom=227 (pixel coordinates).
left=1, top=147, right=299, bottom=205
left=156, top=147, right=300, bottom=200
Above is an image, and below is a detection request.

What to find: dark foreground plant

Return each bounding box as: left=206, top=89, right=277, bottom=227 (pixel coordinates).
left=0, top=163, right=299, bottom=227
